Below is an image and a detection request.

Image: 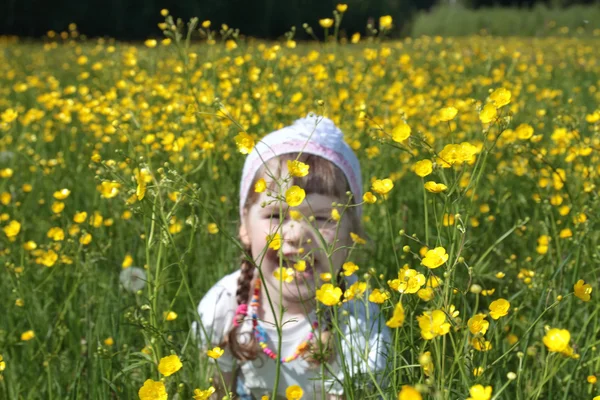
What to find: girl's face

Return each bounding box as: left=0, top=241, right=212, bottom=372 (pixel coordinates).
left=240, top=166, right=354, bottom=305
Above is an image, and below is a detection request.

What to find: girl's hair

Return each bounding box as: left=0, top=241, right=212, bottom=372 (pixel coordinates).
left=224, top=152, right=362, bottom=362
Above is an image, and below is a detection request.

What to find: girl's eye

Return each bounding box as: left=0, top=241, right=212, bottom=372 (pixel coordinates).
left=314, top=216, right=329, bottom=222
left=268, top=214, right=281, bottom=220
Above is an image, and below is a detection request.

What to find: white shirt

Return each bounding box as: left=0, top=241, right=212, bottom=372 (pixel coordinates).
left=195, top=270, right=391, bottom=398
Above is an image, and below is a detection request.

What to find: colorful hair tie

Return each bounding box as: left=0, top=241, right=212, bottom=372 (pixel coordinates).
left=233, top=304, right=248, bottom=327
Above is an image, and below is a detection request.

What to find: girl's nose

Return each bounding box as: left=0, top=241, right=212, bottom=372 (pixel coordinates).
left=280, top=220, right=305, bottom=255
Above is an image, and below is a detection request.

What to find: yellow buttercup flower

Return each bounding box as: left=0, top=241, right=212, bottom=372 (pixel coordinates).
left=392, top=122, right=411, bottom=142
left=573, top=279, right=592, bottom=302
left=468, top=314, right=489, bottom=335
left=363, top=191, right=377, bottom=204
left=414, top=159, right=433, bottom=177
left=164, top=311, right=178, bottom=321
left=285, top=384, right=304, bottom=400
left=424, top=181, right=448, bottom=193
left=21, top=330, right=35, bottom=341
left=343, top=281, right=367, bottom=301
left=193, top=387, right=216, bottom=400
left=138, top=379, right=167, bottom=400
left=3, top=220, right=21, bottom=238
left=417, top=310, right=450, bottom=340
left=285, top=185, right=305, bottom=207
left=267, top=233, right=282, bottom=250
left=438, top=106, right=458, bottom=121
left=207, top=223, right=219, bottom=234
left=467, top=384, right=492, bottom=400
left=398, top=385, right=422, bottom=400
left=368, top=288, right=389, bottom=304
left=479, top=104, right=498, bottom=124
left=234, top=132, right=255, bottom=154
left=336, top=4, right=348, bottom=12
left=103, top=337, right=114, bottom=346
left=379, top=15, right=393, bottom=30
left=489, top=298, right=510, bottom=320
left=273, top=267, right=295, bottom=283
left=73, top=211, right=87, bottom=223
left=255, top=178, right=267, bottom=193
left=287, top=160, right=309, bottom=177
left=490, top=88, right=511, bottom=108
left=121, top=254, right=133, bottom=268
left=79, top=233, right=92, bottom=245
left=53, top=188, right=71, bottom=200
left=421, top=247, right=449, bottom=269
left=515, top=123, right=534, bottom=140
left=96, top=181, right=121, bottom=199
left=342, top=261, right=359, bottom=276
left=47, top=227, right=65, bottom=241
left=319, top=18, right=334, bottom=29
left=293, top=260, right=306, bottom=272
left=158, top=354, right=182, bottom=376
left=419, top=352, right=434, bottom=377
left=386, top=301, right=405, bottom=328
left=371, top=178, right=393, bottom=195
left=207, top=346, right=224, bottom=359
left=316, top=283, right=342, bottom=306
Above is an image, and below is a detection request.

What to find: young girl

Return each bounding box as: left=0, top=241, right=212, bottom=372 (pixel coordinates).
left=197, top=114, right=391, bottom=398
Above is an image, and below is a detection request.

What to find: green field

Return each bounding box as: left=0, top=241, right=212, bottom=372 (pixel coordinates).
left=0, top=13, right=599, bottom=400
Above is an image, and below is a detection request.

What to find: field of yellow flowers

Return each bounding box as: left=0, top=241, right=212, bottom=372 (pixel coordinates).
left=0, top=9, right=599, bottom=400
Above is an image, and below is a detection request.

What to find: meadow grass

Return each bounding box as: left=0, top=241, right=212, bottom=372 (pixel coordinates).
left=0, top=11, right=599, bottom=400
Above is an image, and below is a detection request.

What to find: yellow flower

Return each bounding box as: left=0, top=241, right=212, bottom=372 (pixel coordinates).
left=344, top=281, right=367, bottom=301
left=417, top=310, right=450, bottom=340
left=267, top=233, right=282, bottom=250
left=489, top=298, right=510, bottom=320
left=515, top=123, right=534, bottom=140
left=386, top=302, right=405, bottom=328
left=104, top=337, right=114, bottom=346
left=350, top=232, right=366, bottom=245
left=21, top=330, right=35, bottom=341
left=234, top=132, right=255, bottom=154
left=285, top=384, right=304, bottom=400
left=473, top=367, right=484, bottom=376
left=438, top=107, right=458, bottom=122
left=36, top=250, right=58, bottom=267
left=368, top=288, right=389, bottom=304
left=471, top=337, right=493, bottom=352
left=53, top=188, right=71, bottom=200
left=207, top=223, right=219, bottom=234
left=392, top=122, right=411, bottom=142
left=371, top=178, right=394, bottom=195
left=351, top=32, right=361, bottom=43
left=424, top=181, right=448, bottom=193
left=201, top=20, right=211, bottom=28
left=79, top=233, right=92, bottom=245
left=342, top=261, right=359, bottom=276
left=165, top=311, right=178, bottom=321
left=96, top=181, right=121, bottom=199
left=320, top=272, right=332, bottom=282
left=363, top=191, right=377, bottom=204
left=255, top=178, right=267, bottom=193
left=207, top=347, right=225, bottom=359
left=289, top=210, right=302, bottom=221
left=73, top=211, right=88, bottom=223
left=274, top=267, right=295, bottom=283
left=144, top=39, right=157, bottom=48
left=414, top=159, right=433, bottom=177
left=293, top=260, right=306, bottom=272
left=51, top=202, right=65, bottom=214
left=331, top=208, right=340, bottom=221
left=0, top=354, right=5, bottom=372
left=319, top=18, right=334, bottom=29
left=3, top=220, right=21, bottom=238
left=573, top=279, right=592, bottom=302
left=421, top=247, right=448, bottom=269
left=467, top=384, right=492, bottom=400
left=398, top=385, right=422, bottom=400
left=479, top=104, right=498, bottom=124
left=468, top=314, right=489, bottom=335
left=336, top=4, right=348, bottom=12
left=0, top=192, right=11, bottom=205
left=490, top=88, right=511, bottom=108
left=285, top=185, right=305, bottom=207
left=316, top=283, right=342, bottom=306
left=379, top=15, right=393, bottom=30
left=287, top=160, right=309, bottom=177
left=559, top=228, right=572, bottom=238
left=419, top=352, right=434, bottom=377
left=135, top=168, right=152, bottom=200
left=138, top=379, right=167, bottom=400
left=193, top=387, right=216, bottom=400
left=122, top=254, right=133, bottom=268
left=47, top=227, right=65, bottom=241
left=158, top=354, right=183, bottom=376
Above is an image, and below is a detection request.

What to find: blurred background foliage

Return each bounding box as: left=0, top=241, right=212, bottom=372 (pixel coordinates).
left=2, top=0, right=599, bottom=40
